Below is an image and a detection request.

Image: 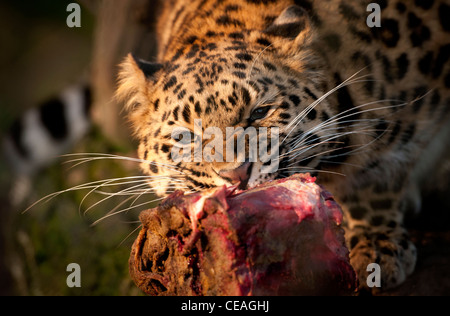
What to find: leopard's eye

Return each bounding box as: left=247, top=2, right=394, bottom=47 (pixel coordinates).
left=250, top=106, right=271, bottom=121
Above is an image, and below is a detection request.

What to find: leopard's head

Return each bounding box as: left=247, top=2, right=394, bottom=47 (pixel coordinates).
left=117, top=5, right=338, bottom=196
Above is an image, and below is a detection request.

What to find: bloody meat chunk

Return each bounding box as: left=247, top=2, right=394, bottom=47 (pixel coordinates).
left=129, top=174, right=357, bottom=295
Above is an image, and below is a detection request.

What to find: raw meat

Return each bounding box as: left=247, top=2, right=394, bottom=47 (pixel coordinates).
left=129, top=174, right=357, bottom=295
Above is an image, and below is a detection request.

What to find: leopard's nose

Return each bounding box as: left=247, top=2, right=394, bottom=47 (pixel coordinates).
left=217, top=161, right=252, bottom=189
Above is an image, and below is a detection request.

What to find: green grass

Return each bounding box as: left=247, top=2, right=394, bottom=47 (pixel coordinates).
left=4, top=128, right=155, bottom=296
left=0, top=2, right=153, bottom=295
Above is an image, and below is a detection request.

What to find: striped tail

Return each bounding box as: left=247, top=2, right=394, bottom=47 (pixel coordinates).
left=3, top=84, right=92, bottom=206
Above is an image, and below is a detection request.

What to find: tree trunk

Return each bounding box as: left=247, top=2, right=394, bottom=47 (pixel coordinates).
left=90, top=0, right=159, bottom=144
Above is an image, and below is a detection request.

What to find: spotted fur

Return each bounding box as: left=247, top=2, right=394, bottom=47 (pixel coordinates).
left=117, top=0, right=450, bottom=291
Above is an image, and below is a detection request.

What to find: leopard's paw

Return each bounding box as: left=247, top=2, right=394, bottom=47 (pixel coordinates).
left=348, top=229, right=417, bottom=293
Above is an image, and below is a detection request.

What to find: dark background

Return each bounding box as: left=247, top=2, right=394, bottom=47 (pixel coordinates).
left=0, top=0, right=154, bottom=295
left=0, top=0, right=449, bottom=296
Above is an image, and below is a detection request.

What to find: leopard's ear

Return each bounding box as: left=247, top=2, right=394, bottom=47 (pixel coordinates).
left=116, top=53, right=164, bottom=111
left=264, top=5, right=319, bottom=71
left=264, top=5, right=314, bottom=51
left=132, top=54, right=164, bottom=79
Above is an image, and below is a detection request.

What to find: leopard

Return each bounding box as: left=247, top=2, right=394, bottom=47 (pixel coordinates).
left=116, top=0, right=450, bottom=292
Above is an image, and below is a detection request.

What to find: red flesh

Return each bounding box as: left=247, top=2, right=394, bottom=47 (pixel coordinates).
left=129, top=174, right=357, bottom=295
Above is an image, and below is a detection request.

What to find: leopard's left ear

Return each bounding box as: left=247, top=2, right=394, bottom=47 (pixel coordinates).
left=132, top=54, right=164, bottom=79
left=264, top=5, right=314, bottom=51
left=116, top=53, right=164, bottom=111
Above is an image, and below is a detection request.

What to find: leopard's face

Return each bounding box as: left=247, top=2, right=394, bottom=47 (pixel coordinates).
left=115, top=0, right=450, bottom=293
left=115, top=4, right=344, bottom=196
left=119, top=45, right=335, bottom=196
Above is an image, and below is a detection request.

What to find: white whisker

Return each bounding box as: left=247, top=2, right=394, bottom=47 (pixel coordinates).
left=81, top=182, right=153, bottom=215
left=245, top=42, right=274, bottom=86
left=286, top=128, right=377, bottom=162
left=277, top=166, right=347, bottom=177
left=281, top=69, right=373, bottom=143
left=23, top=175, right=184, bottom=214
left=62, top=153, right=186, bottom=175
left=117, top=224, right=143, bottom=248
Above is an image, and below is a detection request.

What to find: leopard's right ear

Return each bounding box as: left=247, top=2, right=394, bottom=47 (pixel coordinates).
left=131, top=53, right=164, bottom=79
left=116, top=53, right=164, bottom=111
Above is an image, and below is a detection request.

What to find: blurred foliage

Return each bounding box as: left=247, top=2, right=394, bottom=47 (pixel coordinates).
left=6, top=127, right=156, bottom=296
left=0, top=1, right=155, bottom=295
left=0, top=0, right=94, bottom=134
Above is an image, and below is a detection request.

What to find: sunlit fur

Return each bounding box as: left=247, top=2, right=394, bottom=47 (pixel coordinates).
left=114, top=0, right=450, bottom=291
